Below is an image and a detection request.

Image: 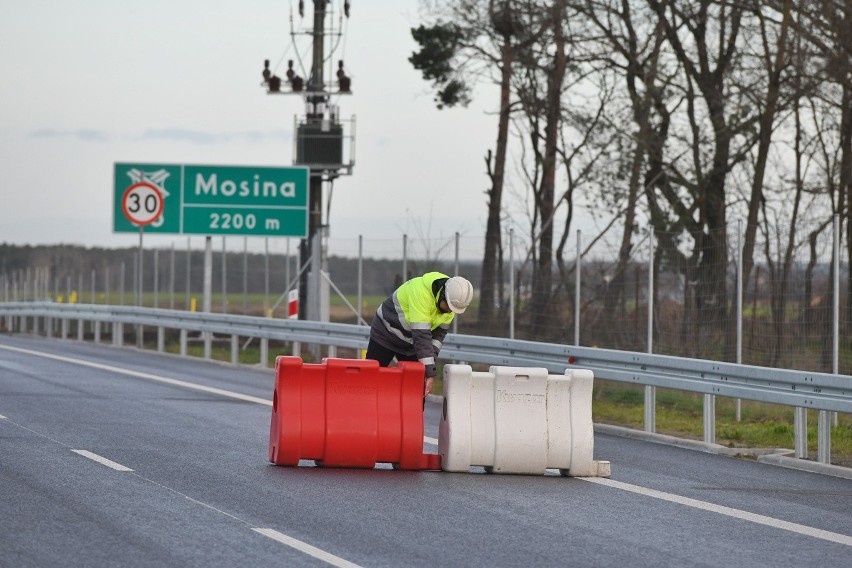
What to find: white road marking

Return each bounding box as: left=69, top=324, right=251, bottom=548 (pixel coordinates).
left=1, top=343, right=377, bottom=566
left=72, top=449, right=134, bottom=471
left=253, top=528, right=363, bottom=568
left=0, top=344, right=271, bottom=405
left=0, top=413, right=7, bottom=419
left=580, top=477, right=852, bottom=547
left=9, top=342, right=847, bottom=548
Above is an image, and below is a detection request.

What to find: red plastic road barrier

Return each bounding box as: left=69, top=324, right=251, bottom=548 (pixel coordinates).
left=269, top=357, right=441, bottom=470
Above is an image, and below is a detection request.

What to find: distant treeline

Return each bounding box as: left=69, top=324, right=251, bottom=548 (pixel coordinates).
left=0, top=243, right=482, bottom=298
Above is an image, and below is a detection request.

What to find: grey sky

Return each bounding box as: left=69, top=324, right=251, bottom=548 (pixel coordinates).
left=0, top=0, right=500, bottom=256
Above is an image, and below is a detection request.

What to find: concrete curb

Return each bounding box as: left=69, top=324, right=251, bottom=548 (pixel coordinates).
left=756, top=453, right=852, bottom=480
left=594, top=423, right=852, bottom=480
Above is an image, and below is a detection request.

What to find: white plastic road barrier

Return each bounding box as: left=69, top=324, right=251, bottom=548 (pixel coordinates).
left=439, top=364, right=611, bottom=477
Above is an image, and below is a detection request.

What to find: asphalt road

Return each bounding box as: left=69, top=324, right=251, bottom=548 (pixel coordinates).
left=1, top=334, right=850, bottom=567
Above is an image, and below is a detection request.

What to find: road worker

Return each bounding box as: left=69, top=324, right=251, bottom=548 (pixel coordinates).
left=366, top=272, right=474, bottom=396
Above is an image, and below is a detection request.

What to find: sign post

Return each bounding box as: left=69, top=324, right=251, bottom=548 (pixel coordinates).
left=119, top=180, right=165, bottom=348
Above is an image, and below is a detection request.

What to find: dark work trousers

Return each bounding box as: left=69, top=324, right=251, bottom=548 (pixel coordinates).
left=365, top=338, right=418, bottom=367
left=365, top=339, right=426, bottom=408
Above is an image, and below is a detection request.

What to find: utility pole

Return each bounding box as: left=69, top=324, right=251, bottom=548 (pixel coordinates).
left=261, top=0, right=354, bottom=323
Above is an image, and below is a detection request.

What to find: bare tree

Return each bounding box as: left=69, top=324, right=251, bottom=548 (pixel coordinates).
left=410, top=0, right=544, bottom=332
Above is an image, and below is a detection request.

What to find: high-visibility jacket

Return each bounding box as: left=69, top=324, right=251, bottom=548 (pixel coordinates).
left=369, top=272, right=454, bottom=367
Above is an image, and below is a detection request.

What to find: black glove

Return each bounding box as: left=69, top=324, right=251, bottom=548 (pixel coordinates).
left=424, top=363, right=437, bottom=378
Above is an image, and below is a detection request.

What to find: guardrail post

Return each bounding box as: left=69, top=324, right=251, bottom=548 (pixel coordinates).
left=793, top=407, right=807, bottom=458
left=260, top=337, right=269, bottom=368
left=643, top=387, right=656, bottom=433
left=157, top=326, right=165, bottom=353
left=201, top=331, right=213, bottom=360
left=703, top=394, right=715, bottom=444
left=32, top=315, right=39, bottom=336
left=231, top=334, right=238, bottom=365
left=115, top=323, right=123, bottom=347
left=204, top=334, right=212, bottom=360
left=180, top=329, right=187, bottom=356
left=77, top=318, right=84, bottom=341
left=94, top=321, right=101, bottom=344
left=818, top=410, right=831, bottom=464
left=46, top=317, right=52, bottom=338
left=61, top=318, right=68, bottom=340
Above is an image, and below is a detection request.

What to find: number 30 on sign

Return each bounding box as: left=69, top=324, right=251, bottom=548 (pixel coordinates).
left=121, top=182, right=164, bottom=226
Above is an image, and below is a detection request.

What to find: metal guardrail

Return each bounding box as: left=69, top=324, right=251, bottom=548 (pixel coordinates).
left=1, top=301, right=850, bottom=413
left=443, top=335, right=852, bottom=414
left=2, top=301, right=850, bottom=465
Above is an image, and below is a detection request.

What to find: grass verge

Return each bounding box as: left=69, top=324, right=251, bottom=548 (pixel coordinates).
left=591, top=380, right=852, bottom=468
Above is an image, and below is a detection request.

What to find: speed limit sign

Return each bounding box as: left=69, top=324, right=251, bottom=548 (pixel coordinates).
left=121, top=182, right=164, bottom=226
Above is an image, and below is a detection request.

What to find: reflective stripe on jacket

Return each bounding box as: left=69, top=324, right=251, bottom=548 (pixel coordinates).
left=369, top=272, right=454, bottom=364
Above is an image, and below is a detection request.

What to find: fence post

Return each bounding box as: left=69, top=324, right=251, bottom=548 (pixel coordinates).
left=454, top=232, right=460, bottom=335
left=402, top=234, right=408, bottom=283
left=736, top=220, right=743, bottom=422
left=357, top=235, right=364, bottom=328
left=170, top=242, right=176, bottom=310
left=644, top=227, right=656, bottom=433
left=221, top=236, right=227, bottom=314
left=509, top=228, right=515, bottom=340
left=818, top=214, right=840, bottom=464
left=243, top=237, right=248, bottom=315
left=186, top=237, right=192, bottom=311
left=575, top=229, right=581, bottom=346
left=264, top=238, right=270, bottom=317
left=154, top=249, right=159, bottom=309
left=203, top=236, right=213, bottom=360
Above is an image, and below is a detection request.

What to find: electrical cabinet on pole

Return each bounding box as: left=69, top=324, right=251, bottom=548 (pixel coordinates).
left=261, top=0, right=355, bottom=323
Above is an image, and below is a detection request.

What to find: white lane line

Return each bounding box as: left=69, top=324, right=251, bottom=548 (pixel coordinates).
left=72, top=449, right=134, bottom=471
left=9, top=344, right=846, bottom=551
left=1, top=344, right=444, bottom=447
left=0, top=344, right=271, bottom=406
left=253, top=528, right=363, bottom=568
left=0, top=413, right=7, bottom=419
left=581, top=477, right=852, bottom=547
left=1, top=344, right=381, bottom=566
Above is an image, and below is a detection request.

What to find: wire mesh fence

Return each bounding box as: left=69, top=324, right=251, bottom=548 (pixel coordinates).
left=1, top=218, right=849, bottom=375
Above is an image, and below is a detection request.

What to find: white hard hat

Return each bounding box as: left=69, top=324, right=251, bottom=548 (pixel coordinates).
left=444, top=276, right=474, bottom=314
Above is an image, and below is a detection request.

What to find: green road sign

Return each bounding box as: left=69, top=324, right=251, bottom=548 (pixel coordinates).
left=113, top=163, right=309, bottom=237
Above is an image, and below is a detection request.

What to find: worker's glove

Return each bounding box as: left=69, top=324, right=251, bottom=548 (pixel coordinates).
left=424, top=363, right=437, bottom=378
